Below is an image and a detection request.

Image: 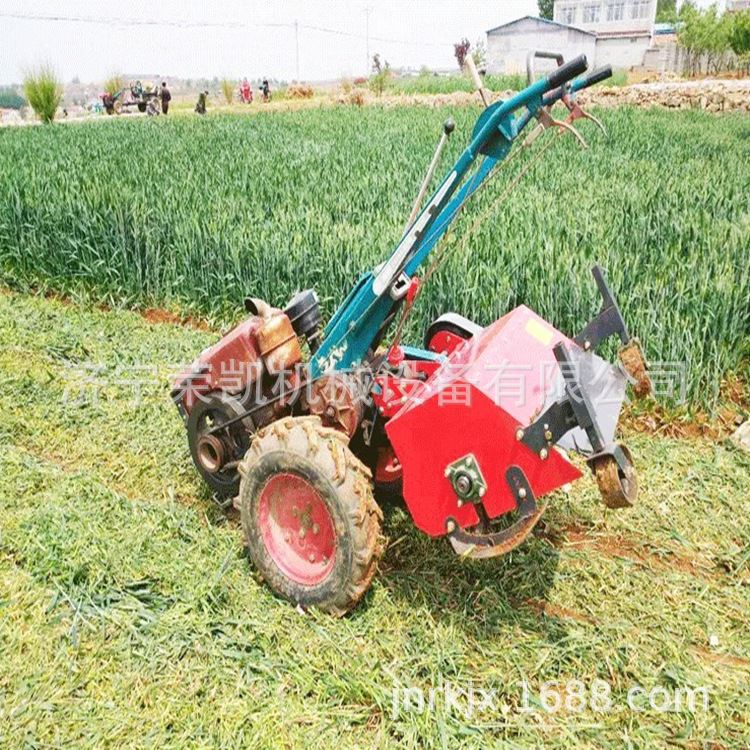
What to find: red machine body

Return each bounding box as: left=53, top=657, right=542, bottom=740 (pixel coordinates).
left=173, top=317, right=264, bottom=413
left=386, top=306, right=584, bottom=537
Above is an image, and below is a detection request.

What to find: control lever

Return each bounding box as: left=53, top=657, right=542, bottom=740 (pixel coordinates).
left=405, top=118, right=456, bottom=230
left=465, top=55, right=489, bottom=108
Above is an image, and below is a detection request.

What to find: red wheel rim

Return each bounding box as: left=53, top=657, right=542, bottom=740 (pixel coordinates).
left=258, top=473, right=337, bottom=586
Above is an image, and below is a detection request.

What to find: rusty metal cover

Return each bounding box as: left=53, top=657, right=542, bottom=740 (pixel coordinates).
left=257, top=313, right=302, bottom=375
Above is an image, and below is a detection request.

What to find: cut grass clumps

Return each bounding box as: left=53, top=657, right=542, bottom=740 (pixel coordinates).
left=0, top=289, right=749, bottom=747
left=22, top=64, right=63, bottom=124
left=103, top=74, right=125, bottom=97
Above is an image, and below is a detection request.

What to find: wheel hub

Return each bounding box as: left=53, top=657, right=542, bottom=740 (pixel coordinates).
left=197, top=434, right=226, bottom=473
left=186, top=392, right=254, bottom=498
left=306, top=375, right=363, bottom=437
left=258, top=472, right=337, bottom=585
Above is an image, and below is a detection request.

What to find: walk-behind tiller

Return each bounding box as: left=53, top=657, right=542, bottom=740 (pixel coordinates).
left=172, top=55, right=652, bottom=614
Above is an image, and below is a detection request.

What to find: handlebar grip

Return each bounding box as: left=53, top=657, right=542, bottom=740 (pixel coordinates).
left=547, top=55, right=588, bottom=89
left=576, top=65, right=613, bottom=91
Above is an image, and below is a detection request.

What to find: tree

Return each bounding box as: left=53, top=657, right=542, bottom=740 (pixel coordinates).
left=453, top=38, right=470, bottom=70
left=23, top=65, right=62, bottom=124
left=677, top=3, right=733, bottom=75
left=729, top=11, right=750, bottom=58
left=538, top=0, right=554, bottom=20
left=369, top=53, right=391, bottom=96
left=656, top=0, right=677, bottom=23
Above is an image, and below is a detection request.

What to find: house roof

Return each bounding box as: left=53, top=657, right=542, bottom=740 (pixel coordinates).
left=596, top=29, right=652, bottom=38
left=486, top=15, right=596, bottom=38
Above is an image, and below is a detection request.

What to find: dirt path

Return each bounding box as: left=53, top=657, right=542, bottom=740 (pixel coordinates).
left=4, top=78, right=748, bottom=128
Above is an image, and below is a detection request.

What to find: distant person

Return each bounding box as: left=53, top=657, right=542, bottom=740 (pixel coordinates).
left=195, top=90, right=208, bottom=115
left=161, top=81, right=171, bottom=115
left=261, top=78, right=270, bottom=102
left=240, top=77, right=252, bottom=104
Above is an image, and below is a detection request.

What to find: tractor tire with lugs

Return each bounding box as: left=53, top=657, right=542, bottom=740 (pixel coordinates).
left=238, top=416, right=384, bottom=615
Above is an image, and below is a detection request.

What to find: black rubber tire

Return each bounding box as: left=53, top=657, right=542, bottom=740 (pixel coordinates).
left=137, top=102, right=147, bottom=113
left=238, top=416, right=384, bottom=616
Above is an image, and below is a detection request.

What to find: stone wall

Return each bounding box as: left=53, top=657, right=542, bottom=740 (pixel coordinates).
left=578, top=79, right=750, bottom=112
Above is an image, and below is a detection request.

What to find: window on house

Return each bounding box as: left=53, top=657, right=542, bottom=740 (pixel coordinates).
left=606, top=1, right=625, bottom=21
left=560, top=5, right=576, bottom=24
left=583, top=3, right=601, bottom=22
left=630, top=0, right=651, bottom=19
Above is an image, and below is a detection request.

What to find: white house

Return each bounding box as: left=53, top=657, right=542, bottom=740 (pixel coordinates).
left=486, top=16, right=597, bottom=76
left=486, top=2, right=659, bottom=76
left=554, top=0, right=657, bottom=69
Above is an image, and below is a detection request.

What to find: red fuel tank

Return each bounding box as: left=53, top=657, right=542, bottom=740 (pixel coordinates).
left=173, top=317, right=265, bottom=413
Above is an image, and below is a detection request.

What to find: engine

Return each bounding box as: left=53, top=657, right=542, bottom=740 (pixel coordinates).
left=171, top=290, right=322, bottom=497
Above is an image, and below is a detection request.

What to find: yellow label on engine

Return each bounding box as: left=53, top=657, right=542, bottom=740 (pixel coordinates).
left=525, top=318, right=553, bottom=346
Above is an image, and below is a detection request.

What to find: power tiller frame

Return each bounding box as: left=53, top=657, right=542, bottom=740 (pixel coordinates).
left=172, top=54, right=652, bottom=614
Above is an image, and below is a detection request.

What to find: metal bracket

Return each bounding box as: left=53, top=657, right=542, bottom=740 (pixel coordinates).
left=444, top=453, right=487, bottom=506
left=523, top=107, right=588, bottom=149
left=566, top=100, right=608, bottom=136
left=553, top=342, right=606, bottom=454
left=518, top=341, right=607, bottom=456
left=517, top=397, right=578, bottom=457
left=446, top=466, right=543, bottom=559
left=574, top=265, right=630, bottom=351
left=389, top=272, right=412, bottom=301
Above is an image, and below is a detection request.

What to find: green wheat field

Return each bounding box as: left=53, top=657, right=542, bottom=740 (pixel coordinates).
left=0, top=106, right=748, bottom=407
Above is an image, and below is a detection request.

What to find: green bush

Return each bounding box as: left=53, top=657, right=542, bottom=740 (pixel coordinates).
left=22, top=65, right=63, bottom=124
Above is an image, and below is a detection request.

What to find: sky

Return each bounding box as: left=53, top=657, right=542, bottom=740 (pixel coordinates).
left=0, top=0, right=718, bottom=86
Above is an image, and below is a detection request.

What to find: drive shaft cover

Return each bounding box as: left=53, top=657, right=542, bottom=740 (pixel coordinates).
left=386, top=306, right=585, bottom=537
